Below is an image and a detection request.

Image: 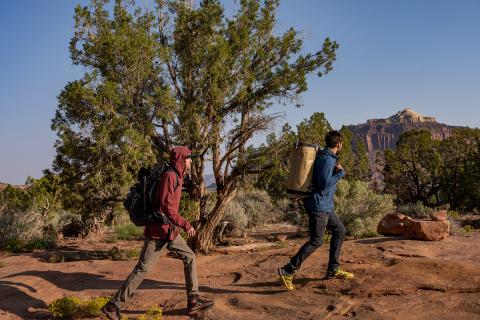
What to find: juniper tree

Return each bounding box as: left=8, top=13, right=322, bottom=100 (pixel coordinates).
left=52, top=0, right=338, bottom=251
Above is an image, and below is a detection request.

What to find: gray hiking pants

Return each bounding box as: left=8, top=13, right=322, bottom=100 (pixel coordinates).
left=112, top=235, right=199, bottom=308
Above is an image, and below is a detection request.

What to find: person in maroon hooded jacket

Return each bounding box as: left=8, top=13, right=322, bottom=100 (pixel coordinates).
left=102, top=147, right=214, bottom=320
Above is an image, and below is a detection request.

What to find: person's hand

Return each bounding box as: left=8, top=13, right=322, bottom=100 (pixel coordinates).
left=335, top=162, right=344, bottom=172
left=187, top=227, right=196, bottom=237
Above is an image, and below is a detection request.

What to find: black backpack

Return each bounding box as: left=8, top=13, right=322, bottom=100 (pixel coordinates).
left=124, top=161, right=179, bottom=227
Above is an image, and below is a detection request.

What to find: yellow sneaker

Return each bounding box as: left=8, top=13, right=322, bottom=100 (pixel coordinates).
left=278, top=267, right=295, bottom=290
left=326, top=268, right=354, bottom=279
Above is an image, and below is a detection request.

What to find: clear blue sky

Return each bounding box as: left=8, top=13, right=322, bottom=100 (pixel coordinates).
left=1, top=0, right=479, bottom=184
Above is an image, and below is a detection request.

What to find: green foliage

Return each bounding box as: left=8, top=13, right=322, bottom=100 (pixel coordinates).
left=126, top=248, right=140, bottom=259
left=49, top=296, right=81, bottom=318
left=107, top=246, right=139, bottom=260
left=235, top=188, right=282, bottom=226
left=53, top=0, right=338, bottom=251
left=438, top=128, right=480, bottom=210
left=352, top=139, right=371, bottom=181
left=138, top=306, right=163, bottom=320
left=0, top=175, right=65, bottom=248
left=460, top=225, right=474, bottom=234
left=384, top=130, right=442, bottom=205
left=48, top=253, right=77, bottom=263
left=447, top=210, right=460, bottom=219
left=383, top=128, right=480, bottom=211
left=48, top=296, right=110, bottom=318
left=334, top=179, right=395, bottom=238
left=114, top=224, right=143, bottom=240
left=338, top=126, right=355, bottom=175
left=396, top=201, right=434, bottom=219
left=3, top=236, right=56, bottom=252
left=217, top=188, right=282, bottom=235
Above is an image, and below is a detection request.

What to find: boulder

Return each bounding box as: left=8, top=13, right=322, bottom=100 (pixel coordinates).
left=429, top=210, right=448, bottom=221
left=407, top=220, right=450, bottom=241
left=377, top=213, right=414, bottom=236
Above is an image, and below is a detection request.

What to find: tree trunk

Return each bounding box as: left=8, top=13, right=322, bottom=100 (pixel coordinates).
left=189, top=158, right=205, bottom=222
left=192, top=188, right=237, bottom=252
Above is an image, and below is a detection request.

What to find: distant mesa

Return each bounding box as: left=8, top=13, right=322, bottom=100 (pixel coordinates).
left=347, top=108, right=459, bottom=153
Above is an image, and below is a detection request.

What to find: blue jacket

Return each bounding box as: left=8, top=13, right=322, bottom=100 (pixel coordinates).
left=304, top=148, right=346, bottom=213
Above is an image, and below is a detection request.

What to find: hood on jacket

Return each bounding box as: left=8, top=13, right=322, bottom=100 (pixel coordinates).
left=318, top=147, right=339, bottom=159
left=169, top=146, right=192, bottom=176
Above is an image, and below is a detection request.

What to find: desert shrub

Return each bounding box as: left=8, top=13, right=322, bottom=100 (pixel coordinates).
left=397, top=201, right=434, bottom=219
left=335, top=180, right=395, bottom=238
left=115, top=224, right=143, bottom=240
left=138, top=306, right=163, bottom=320
left=447, top=210, right=460, bottom=219
left=48, top=296, right=109, bottom=318
left=0, top=177, right=67, bottom=249
left=222, top=200, right=249, bottom=232
left=107, top=246, right=139, bottom=261
left=282, top=199, right=308, bottom=226
left=460, top=225, right=474, bottom=234
left=4, top=236, right=56, bottom=252
left=234, top=188, right=282, bottom=226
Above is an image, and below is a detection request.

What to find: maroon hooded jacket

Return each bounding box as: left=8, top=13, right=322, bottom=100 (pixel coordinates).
left=144, top=146, right=193, bottom=240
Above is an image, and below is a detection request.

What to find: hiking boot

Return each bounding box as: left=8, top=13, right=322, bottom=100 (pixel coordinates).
left=278, top=267, right=295, bottom=290
left=187, top=294, right=214, bottom=318
left=326, top=268, right=354, bottom=279
left=101, top=301, right=121, bottom=320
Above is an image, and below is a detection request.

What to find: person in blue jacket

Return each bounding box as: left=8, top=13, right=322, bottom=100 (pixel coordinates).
left=278, top=131, right=354, bottom=290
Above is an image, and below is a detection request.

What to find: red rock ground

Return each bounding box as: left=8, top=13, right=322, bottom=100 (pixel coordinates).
left=1, top=224, right=479, bottom=320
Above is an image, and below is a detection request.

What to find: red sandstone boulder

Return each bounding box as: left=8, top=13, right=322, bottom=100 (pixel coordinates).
left=407, top=220, right=450, bottom=241
left=429, top=210, right=448, bottom=221
left=377, top=213, right=414, bottom=236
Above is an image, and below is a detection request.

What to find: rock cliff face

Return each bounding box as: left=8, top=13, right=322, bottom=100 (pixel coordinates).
left=346, top=108, right=457, bottom=152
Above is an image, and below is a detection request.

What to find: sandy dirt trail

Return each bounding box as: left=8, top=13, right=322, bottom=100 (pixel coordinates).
left=1, top=227, right=479, bottom=319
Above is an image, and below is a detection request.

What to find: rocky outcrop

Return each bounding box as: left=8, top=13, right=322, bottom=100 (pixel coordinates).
left=408, top=220, right=450, bottom=241
left=346, top=108, right=458, bottom=152
left=377, top=212, right=450, bottom=241
left=377, top=213, right=414, bottom=236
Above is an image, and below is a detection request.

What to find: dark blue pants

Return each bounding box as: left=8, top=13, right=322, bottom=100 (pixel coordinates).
left=286, top=210, right=346, bottom=274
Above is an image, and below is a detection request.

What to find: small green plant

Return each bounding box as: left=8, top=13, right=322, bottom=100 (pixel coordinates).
left=48, top=296, right=110, bottom=318
left=48, top=253, right=77, bottom=263
left=105, top=235, right=118, bottom=243
left=3, top=236, right=56, bottom=252
left=107, top=247, right=139, bottom=260
left=108, top=246, right=124, bottom=260
left=4, top=238, right=24, bottom=252
left=447, top=210, right=460, bottom=219
left=460, top=225, right=474, bottom=235
left=82, top=296, right=110, bottom=317
left=0, top=261, right=6, bottom=268
left=25, top=237, right=56, bottom=250
left=356, top=231, right=379, bottom=239
left=115, top=224, right=143, bottom=240
left=397, top=201, right=434, bottom=219
left=126, top=248, right=140, bottom=259
left=138, top=306, right=163, bottom=320
left=48, top=297, right=82, bottom=318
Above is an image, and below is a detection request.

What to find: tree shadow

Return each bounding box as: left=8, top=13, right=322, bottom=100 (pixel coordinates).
left=0, top=280, right=49, bottom=319
left=31, top=246, right=113, bottom=263
left=5, top=269, right=290, bottom=297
